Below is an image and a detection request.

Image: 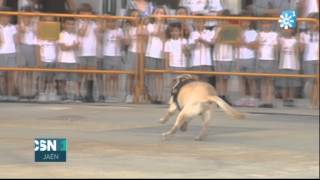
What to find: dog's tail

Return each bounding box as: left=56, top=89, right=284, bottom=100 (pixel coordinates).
left=207, top=96, right=245, bottom=119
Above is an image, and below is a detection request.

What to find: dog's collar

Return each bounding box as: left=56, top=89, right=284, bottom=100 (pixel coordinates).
left=171, top=78, right=196, bottom=111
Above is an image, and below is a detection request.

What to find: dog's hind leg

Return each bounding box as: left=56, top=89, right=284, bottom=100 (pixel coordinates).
left=180, top=120, right=189, bottom=132
left=195, top=109, right=211, bottom=141
left=160, top=97, right=177, bottom=124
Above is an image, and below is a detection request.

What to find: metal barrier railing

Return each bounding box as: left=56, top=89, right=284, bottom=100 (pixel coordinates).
left=0, top=11, right=319, bottom=103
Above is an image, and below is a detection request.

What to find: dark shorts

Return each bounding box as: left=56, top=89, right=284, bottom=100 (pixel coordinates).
left=214, top=61, right=234, bottom=80
left=257, top=60, right=276, bottom=73
left=236, top=58, right=256, bottom=72
left=126, top=52, right=139, bottom=71
left=55, top=63, right=79, bottom=81
left=275, top=69, right=301, bottom=88
left=78, top=56, right=98, bottom=69
left=0, top=53, right=17, bottom=77
left=303, top=61, right=319, bottom=75
left=40, top=62, right=56, bottom=80
left=145, top=57, right=164, bottom=69
left=102, top=56, right=123, bottom=70
left=19, top=44, right=37, bottom=67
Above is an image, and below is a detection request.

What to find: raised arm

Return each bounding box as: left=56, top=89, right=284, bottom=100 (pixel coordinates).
left=66, top=0, right=77, bottom=11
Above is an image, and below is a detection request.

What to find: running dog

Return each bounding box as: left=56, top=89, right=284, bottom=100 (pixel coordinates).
left=160, top=74, right=245, bottom=141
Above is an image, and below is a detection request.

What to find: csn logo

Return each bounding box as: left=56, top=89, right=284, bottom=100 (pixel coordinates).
left=34, top=138, right=67, bottom=162
left=279, top=10, right=297, bottom=29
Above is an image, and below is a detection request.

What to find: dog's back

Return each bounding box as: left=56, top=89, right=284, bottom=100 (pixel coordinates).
left=177, top=81, right=218, bottom=108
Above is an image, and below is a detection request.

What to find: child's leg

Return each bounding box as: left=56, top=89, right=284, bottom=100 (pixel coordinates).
left=311, top=80, right=319, bottom=107
left=6, top=73, right=15, bottom=96
left=288, top=87, right=295, bottom=100
left=155, top=74, right=163, bottom=101
left=266, top=79, right=274, bottom=104
left=103, top=74, right=108, bottom=98
left=248, top=78, right=257, bottom=98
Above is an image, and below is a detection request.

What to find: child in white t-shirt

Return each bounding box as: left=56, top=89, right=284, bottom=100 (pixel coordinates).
left=124, top=9, right=145, bottom=103
left=36, top=16, right=58, bottom=102
left=175, top=6, right=193, bottom=39
left=102, top=19, right=125, bottom=102
left=77, top=3, right=99, bottom=102
left=256, top=20, right=279, bottom=108
left=18, top=6, right=38, bottom=99
left=145, top=6, right=167, bottom=104
left=234, top=19, right=258, bottom=107
left=163, top=22, right=189, bottom=102
left=300, top=22, right=319, bottom=108
left=212, top=19, right=234, bottom=105
left=57, top=17, right=80, bottom=101
left=189, top=15, right=215, bottom=81
left=276, top=28, right=300, bottom=107
left=0, top=8, right=18, bottom=100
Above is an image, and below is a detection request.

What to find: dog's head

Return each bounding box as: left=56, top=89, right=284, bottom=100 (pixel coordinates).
left=171, top=74, right=198, bottom=90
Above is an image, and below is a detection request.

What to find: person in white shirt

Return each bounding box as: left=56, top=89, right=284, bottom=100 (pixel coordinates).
left=102, top=20, right=125, bottom=103
left=234, top=18, right=258, bottom=107
left=145, top=6, right=167, bottom=104
left=57, top=17, right=80, bottom=101
left=175, top=6, right=193, bottom=39
left=0, top=7, right=18, bottom=100
left=36, top=16, right=58, bottom=102
left=124, top=9, right=145, bottom=103
left=300, top=21, right=319, bottom=108
left=256, top=20, right=279, bottom=108
left=212, top=19, right=234, bottom=105
left=276, top=28, right=300, bottom=107
left=163, top=22, right=189, bottom=102
left=189, top=15, right=214, bottom=81
left=17, top=6, right=38, bottom=99
left=77, top=3, right=99, bottom=103
left=179, top=0, right=223, bottom=29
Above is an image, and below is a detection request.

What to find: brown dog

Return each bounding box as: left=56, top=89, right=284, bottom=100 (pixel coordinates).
left=160, top=74, right=245, bottom=140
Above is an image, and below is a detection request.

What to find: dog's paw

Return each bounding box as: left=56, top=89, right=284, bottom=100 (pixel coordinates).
left=162, top=131, right=173, bottom=140
left=159, top=118, right=167, bottom=124
left=194, top=136, right=205, bottom=141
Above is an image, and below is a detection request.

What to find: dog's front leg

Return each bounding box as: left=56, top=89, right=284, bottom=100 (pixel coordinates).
left=162, top=110, right=187, bottom=138
left=160, top=97, right=177, bottom=124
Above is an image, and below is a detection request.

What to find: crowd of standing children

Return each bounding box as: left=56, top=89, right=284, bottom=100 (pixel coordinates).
left=0, top=3, right=318, bottom=109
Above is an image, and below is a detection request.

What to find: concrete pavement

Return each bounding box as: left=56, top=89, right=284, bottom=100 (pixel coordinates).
left=0, top=102, right=318, bottom=178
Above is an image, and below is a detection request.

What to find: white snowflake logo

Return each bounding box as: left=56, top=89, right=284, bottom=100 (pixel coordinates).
left=279, top=10, right=297, bottom=29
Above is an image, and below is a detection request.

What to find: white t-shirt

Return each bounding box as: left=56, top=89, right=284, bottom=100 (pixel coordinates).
left=58, top=31, right=78, bottom=63
left=164, top=38, right=188, bottom=68
left=180, top=0, right=207, bottom=13
left=213, top=43, right=234, bottom=62
left=257, top=31, right=279, bottom=60
left=189, top=29, right=215, bottom=66
left=37, top=39, right=57, bottom=63
left=20, top=21, right=38, bottom=45
left=279, top=37, right=300, bottom=70
left=103, top=28, right=124, bottom=57
left=206, top=0, right=224, bottom=27
left=0, top=24, right=17, bottom=54
left=127, top=26, right=142, bottom=53
left=236, top=29, right=257, bottom=59
left=77, top=20, right=98, bottom=57
left=300, top=31, right=319, bottom=61
left=300, top=0, right=319, bottom=17
left=145, top=23, right=166, bottom=59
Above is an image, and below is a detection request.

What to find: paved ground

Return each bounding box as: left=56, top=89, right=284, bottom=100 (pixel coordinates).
left=0, top=102, right=319, bottom=178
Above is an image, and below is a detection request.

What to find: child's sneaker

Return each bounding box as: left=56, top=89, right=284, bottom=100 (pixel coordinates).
left=246, top=97, right=258, bottom=107
left=125, top=95, right=133, bottom=103
left=38, top=93, right=47, bottom=102
left=234, top=97, right=247, bottom=107
left=48, top=92, right=59, bottom=102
